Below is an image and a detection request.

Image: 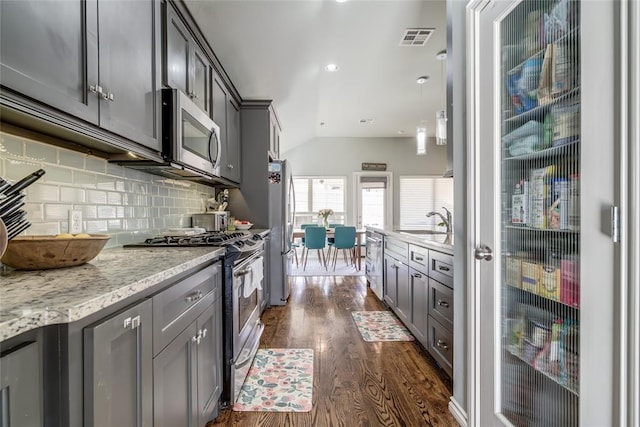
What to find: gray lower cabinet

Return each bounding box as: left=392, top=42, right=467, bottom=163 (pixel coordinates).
left=383, top=253, right=398, bottom=309
left=84, top=299, right=153, bottom=427
left=427, top=250, right=454, bottom=377
left=409, top=268, right=429, bottom=345
left=0, top=341, right=42, bottom=427
left=0, top=0, right=162, bottom=152
left=153, top=298, right=222, bottom=427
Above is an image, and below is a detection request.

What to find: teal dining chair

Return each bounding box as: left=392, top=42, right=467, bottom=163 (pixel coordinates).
left=292, top=223, right=315, bottom=267
left=326, top=223, right=344, bottom=258
left=330, top=226, right=356, bottom=271
left=301, top=226, right=327, bottom=271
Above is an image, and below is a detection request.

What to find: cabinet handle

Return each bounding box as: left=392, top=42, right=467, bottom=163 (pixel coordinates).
left=438, top=265, right=450, bottom=272
left=227, top=164, right=234, bottom=169
left=201, top=328, right=207, bottom=338
left=436, top=339, right=449, bottom=350
left=437, top=300, right=450, bottom=308
left=131, top=315, right=141, bottom=329
left=188, top=91, right=199, bottom=100
left=413, top=273, right=422, bottom=278
left=192, top=335, right=199, bottom=344
left=123, top=317, right=132, bottom=329
left=101, top=90, right=114, bottom=102
left=90, top=84, right=103, bottom=96
left=415, top=256, right=424, bottom=261
left=185, top=290, right=203, bottom=303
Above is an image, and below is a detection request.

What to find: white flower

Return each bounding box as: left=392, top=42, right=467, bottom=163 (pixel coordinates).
left=317, top=208, right=334, bottom=217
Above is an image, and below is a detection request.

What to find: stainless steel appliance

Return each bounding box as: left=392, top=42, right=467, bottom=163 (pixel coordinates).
left=162, top=88, right=221, bottom=177
left=365, top=230, right=384, bottom=301
left=229, top=159, right=295, bottom=306
left=192, top=212, right=229, bottom=231
left=124, top=230, right=265, bottom=407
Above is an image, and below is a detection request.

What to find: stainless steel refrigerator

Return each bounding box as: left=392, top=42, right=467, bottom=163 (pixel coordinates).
left=229, top=159, right=295, bottom=306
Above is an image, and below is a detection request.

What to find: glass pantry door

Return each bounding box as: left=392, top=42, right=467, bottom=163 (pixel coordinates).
left=468, top=0, right=619, bottom=425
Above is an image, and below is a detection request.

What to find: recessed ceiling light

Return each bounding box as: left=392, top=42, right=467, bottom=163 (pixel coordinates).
left=359, top=118, right=374, bottom=124
left=336, top=0, right=347, bottom=2
left=416, top=75, right=430, bottom=84
left=397, top=130, right=406, bottom=135
left=324, top=63, right=339, bottom=72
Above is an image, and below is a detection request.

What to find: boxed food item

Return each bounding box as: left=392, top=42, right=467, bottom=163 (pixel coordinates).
left=568, top=173, right=580, bottom=231
left=547, top=178, right=569, bottom=230
left=511, top=180, right=529, bottom=225
left=521, top=261, right=541, bottom=294
left=505, top=256, right=522, bottom=288
left=539, top=264, right=561, bottom=301
left=530, top=167, right=553, bottom=228
left=560, top=257, right=580, bottom=307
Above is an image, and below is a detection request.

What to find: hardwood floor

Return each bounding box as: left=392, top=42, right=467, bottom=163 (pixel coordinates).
left=209, top=275, right=457, bottom=427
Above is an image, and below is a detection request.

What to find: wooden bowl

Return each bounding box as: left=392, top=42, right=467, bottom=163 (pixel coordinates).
left=0, top=234, right=110, bottom=270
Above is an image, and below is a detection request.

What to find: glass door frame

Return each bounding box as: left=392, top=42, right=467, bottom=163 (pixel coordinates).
left=353, top=171, right=393, bottom=230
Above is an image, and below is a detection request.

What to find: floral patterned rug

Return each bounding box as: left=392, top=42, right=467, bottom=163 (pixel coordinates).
left=233, top=348, right=314, bottom=412
left=351, top=311, right=415, bottom=342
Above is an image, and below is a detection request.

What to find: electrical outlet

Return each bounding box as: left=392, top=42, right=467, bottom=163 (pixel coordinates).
left=69, top=210, right=83, bottom=234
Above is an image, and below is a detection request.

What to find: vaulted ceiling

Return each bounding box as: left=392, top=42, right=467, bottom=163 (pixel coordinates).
left=184, top=0, right=447, bottom=153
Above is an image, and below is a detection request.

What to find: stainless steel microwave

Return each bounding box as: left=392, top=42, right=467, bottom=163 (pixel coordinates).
left=162, top=88, right=221, bottom=177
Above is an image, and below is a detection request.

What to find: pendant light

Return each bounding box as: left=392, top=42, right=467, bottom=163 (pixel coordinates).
left=416, top=75, right=429, bottom=156
left=435, top=50, right=447, bottom=145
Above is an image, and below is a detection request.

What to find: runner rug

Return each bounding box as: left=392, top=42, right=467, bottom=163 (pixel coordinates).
left=233, top=348, right=314, bottom=412
left=351, top=311, right=415, bottom=342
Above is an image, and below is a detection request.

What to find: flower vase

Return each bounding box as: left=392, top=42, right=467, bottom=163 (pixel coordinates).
left=322, top=216, right=330, bottom=229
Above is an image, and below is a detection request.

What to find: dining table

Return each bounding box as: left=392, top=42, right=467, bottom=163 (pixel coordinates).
left=291, top=227, right=367, bottom=270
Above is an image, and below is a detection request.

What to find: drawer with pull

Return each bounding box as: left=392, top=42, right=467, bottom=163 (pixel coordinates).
left=429, top=250, right=453, bottom=288
left=384, top=237, right=408, bottom=263
left=408, top=244, right=429, bottom=275
left=428, top=278, right=453, bottom=331
left=153, top=263, right=221, bottom=355
left=427, top=316, right=453, bottom=377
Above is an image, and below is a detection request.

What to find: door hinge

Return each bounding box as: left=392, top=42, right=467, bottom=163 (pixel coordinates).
left=611, top=206, right=621, bottom=243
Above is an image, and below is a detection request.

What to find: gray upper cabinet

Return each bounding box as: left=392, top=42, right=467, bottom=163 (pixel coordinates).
left=165, top=3, right=211, bottom=116
left=0, top=341, right=42, bottom=427
left=98, top=0, right=161, bottom=151
left=224, top=98, right=241, bottom=182
left=213, top=73, right=241, bottom=183
left=84, top=299, right=153, bottom=427
left=0, top=0, right=99, bottom=124
left=0, top=0, right=162, bottom=152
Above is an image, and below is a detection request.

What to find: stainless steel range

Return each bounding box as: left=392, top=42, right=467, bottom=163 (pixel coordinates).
left=125, top=230, right=265, bottom=406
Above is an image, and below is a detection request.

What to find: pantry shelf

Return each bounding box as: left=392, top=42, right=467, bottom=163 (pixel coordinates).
left=504, top=87, right=581, bottom=126
left=504, top=225, right=579, bottom=234
left=504, top=140, right=581, bottom=162
left=505, top=282, right=580, bottom=312
left=507, top=27, right=581, bottom=76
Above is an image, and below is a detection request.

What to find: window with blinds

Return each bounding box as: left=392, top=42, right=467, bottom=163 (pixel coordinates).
left=292, top=177, right=346, bottom=226
left=399, top=176, right=453, bottom=228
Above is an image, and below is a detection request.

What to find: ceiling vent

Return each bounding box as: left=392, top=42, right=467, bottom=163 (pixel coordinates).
left=399, top=28, right=435, bottom=47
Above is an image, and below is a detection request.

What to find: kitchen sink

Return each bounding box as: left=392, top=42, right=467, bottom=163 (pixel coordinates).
left=395, top=229, right=449, bottom=235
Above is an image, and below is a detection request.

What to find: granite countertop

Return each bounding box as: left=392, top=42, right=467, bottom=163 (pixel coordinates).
left=0, top=246, right=225, bottom=342
left=366, top=226, right=454, bottom=254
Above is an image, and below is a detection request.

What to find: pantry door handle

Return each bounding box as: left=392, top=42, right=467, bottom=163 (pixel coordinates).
left=474, top=245, right=493, bottom=261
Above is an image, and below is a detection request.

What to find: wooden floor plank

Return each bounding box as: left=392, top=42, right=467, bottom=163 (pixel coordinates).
left=209, top=275, right=457, bottom=427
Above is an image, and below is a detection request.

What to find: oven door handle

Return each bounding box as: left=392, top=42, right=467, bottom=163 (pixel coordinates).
left=234, top=322, right=265, bottom=369
left=234, top=266, right=252, bottom=278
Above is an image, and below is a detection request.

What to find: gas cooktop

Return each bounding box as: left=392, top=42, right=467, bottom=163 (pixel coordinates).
left=124, top=230, right=257, bottom=248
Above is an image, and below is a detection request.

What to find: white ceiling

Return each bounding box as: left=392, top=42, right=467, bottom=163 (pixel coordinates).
left=183, top=0, right=448, bottom=153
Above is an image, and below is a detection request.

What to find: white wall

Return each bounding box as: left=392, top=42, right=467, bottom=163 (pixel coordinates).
left=282, top=136, right=449, bottom=225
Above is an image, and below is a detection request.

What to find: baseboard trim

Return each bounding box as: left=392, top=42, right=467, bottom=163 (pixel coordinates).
left=449, top=397, right=468, bottom=427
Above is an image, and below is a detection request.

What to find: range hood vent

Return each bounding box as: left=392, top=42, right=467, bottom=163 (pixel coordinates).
left=399, top=28, right=435, bottom=47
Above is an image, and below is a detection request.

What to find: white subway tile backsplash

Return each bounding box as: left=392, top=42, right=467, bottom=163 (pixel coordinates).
left=59, top=150, right=85, bottom=169
left=87, top=190, right=108, bottom=204
left=107, top=192, right=122, bottom=205
left=85, top=157, right=106, bottom=174
left=27, top=183, right=59, bottom=201
left=97, top=205, right=117, bottom=219
left=86, top=220, right=108, bottom=233
left=42, top=166, right=73, bottom=184
left=60, top=187, right=86, bottom=203
left=44, top=204, right=73, bottom=221
left=1, top=130, right=216, bottom=246
left=73, top=171, right=97, bottom=188
left=0, top=134, right=24, bottom=157
left=25, top=142, right=57, bottom=164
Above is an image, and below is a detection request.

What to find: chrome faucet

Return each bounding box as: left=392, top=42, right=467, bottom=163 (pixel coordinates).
left=426, top=207, right=452, bottom=234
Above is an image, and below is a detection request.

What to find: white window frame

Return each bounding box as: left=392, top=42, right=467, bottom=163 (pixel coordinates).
left=399, top=175, right=454, bottom=230
left=352, top=171, right=393, bottom=229
left=292, top=175, right=347, bottom=226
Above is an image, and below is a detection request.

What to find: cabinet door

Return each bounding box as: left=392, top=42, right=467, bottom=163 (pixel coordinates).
left=0, top=341, right=42, bottom=427
left=196, top=299, right=222, bottom=427
left=98, top=0, right=161, bottom=151
left=84, top=299, right=153, bottom=427
left=165, top=3, right=189, bottom=94
left=190, top=45, right=211, bottom=116
left=224, top=98, right=241, bottom=182
left=153, top=322, right=198, bottom=427
left=410, top=269, right=429, bottom=345
left=383, top=254, right=397, bottom=308
left=0, top=0, right=99, bottom=124
left=212, top=74, right=229, bottom=173
left=395, top=260, right=410, bottom=323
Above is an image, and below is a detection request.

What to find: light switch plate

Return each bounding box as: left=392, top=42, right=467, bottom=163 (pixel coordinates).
left=69, top=210, right=83, bottom=234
